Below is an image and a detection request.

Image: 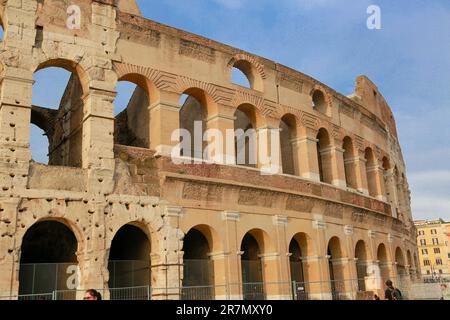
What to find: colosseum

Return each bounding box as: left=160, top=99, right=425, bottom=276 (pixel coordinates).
left=0, top=0, right=419, bottom=300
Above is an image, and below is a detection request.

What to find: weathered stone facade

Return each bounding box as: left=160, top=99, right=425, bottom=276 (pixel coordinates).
left=0, top=0, right=418, bottom=300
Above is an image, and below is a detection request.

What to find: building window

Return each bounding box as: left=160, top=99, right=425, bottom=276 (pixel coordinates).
left=418, top=230, right=424, bottom=236
left=424, top=260, right=430, bottom=266
left=436, top=258, right=443, bottom=265
left=431, top=229, right=437, bottom=235
left=422, top=249, right=428, bottom=255
left=439, top=269, right=443, bottom=274
left=420, top=239, right=426, bottom=246
left=434, top=248, right=441, bottom=254
left=448, top=253, right=450, bottom=259
left=432, top=238, right=439, bottom=245
left=426, top=270, right=430, bottom=275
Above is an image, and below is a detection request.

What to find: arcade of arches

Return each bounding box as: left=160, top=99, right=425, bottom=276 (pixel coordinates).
left=0, top=0, right=418, bottom=300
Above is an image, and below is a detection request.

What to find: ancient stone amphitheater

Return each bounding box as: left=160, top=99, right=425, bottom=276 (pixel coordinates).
left=0, top=0, right=419, bottom=300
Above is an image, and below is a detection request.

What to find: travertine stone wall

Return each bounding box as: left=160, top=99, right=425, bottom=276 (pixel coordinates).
left=0, top=0, right=418, bottom=299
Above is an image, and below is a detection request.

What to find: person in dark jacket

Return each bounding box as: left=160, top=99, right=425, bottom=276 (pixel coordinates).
left=384, top=280, right=402, bottom=300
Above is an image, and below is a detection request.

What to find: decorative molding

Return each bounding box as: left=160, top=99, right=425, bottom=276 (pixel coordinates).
left=164, top=206, right=184, bottom=218
left=227, top=53, right=267, bottom=80
left=222, top=211, right=240, bottom=221
left=312, top=219, right=327, bottom=230
left=273, top=215, right=288, bottom=226
left=387, top=233, right=394, bottom=243
left=344, top=225, right=354, bottom=236
left=368, top=230, right=377, bottom=239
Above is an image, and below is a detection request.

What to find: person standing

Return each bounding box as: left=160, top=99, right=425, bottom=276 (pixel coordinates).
left=384, top=280, right=402, bottom=300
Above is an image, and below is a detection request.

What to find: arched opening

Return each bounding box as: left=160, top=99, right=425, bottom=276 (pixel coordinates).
left=0, top=17, right=4, bottom=41
left=343, top=137, right=357, bottom=189
left=317, top=128, right=332, bottom=184
left=365, top=148, right=377, bottom=196
left=241, top=233, right=265, bottom=300
left=280, top=114, right=297, bottom=175
left=382, top=157, right=393, bottom=203
left=355, top=240, right=368, bottom=292
left=327, top=237, right=344, bottom=300
left=289, top=236, right=308, bottom=300
left=29, top=123, right=50, bottom=164
left=114, top=78, right=151, bottom=148
left=182, top=228, right=214, bottom=300
left=179, top=89, right=209, bottom=160
left=377, top=243, right=390, bottom=283
left=230, top=60, right=263, bottom=91
left=393, top=167, right=401, bottom=219
left=108, top=224, right=151, bottom=299
left=234, top=104, right=259, bottom=168
left=19, top=221, right=78, bottom=300
left=232, top=67, right=251, bottom=88
left=395, top=247, right=407, bottom=282
left=312, top=90, right=328, bottom=115
left=32, top=66, right=85, bottom=167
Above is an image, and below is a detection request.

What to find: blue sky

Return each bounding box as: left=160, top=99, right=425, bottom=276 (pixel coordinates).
left=29, top=0, right=450, bottom=221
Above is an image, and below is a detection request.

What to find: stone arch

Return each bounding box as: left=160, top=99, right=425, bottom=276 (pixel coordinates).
left=107, top=222, right=152, bottom=292
left=289, top=232, right=315, bottom=299
left=181, top=226, right=216, bottom=299
left=32, top=59, right=91, bottom=167
left=279, top=113, right=298, bottom=175
left=179, top=87, right=216, bottom=159
left=310, top=86, right=332, bottom=116
left=114, top=73, right=159, bottom=148
left=34, top=58, right=90, bottom=95
left=327, top=236, right=344, bottom=300
left=183, top=224, right=223, bottom=254
left=234, top=103, right=265, bottom=167
left=239, top=228, right=274, bottom=300
left=18, top=219, right=81, bottom=298
left=377, top=243, right=390, bottom=282
left=317, top=128, right=332, bottom=184
left=395, top=247, right=407, bottom=279
left=343, top=136, right=358, bottom=189
left=240, top=228, right=275, bottom=254
left=228, top=54, right=265, bottom=91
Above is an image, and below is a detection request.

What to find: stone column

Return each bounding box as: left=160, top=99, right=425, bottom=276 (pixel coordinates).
left=292, top=127, right=320, bottom=182
left=204, top=109, right=236, bottom=165
left=208, top=251, right=230, bottom=300
left=0, top=199, right=20, bottom=299
left=353, top=150, right=369, bottom=195
left=151, top=205, right=184, bottom=300
left=307, top=216, right=332, bottom=299
left=328, top=142, right=347, bottom=188
left=221, top=211, right=242, bottom=299
left=149, top=91, right=181, bottom=157
left=330, top=257, right=356, bottom=300
left=256, top=125, right=282, bottom=175
left=342, top=225, right=358, bottom=299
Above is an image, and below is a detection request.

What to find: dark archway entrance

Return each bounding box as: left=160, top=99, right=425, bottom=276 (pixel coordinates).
left=19, top=221, right=78, bottom=300
left=240, top=233, right=265, bottom=300
left=182, top=228, right=214, bottom=299
left=108, top=224, right=151, bottom=300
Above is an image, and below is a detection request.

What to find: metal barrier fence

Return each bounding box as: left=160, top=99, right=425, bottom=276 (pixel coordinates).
left=3, top=277, right=448, bottom=300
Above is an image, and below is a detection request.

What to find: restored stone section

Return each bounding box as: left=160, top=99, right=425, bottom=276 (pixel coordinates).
left=0, top=0, right=417, bottom=300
